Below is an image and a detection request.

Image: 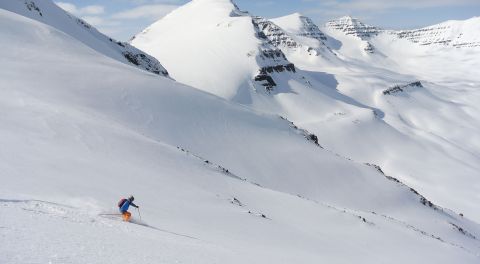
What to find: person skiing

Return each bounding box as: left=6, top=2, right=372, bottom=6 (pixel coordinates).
left=118, top=195, right=139, bottom=222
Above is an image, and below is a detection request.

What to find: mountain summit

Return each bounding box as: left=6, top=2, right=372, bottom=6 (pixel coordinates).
left=131, top=0, right=300, bottom=102
left=325, top=16, right=381, bottom=40
left=268, top=13, right=337, bottom=57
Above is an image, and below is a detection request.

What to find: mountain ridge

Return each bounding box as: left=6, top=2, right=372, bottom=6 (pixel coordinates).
left=324, top=14, right=480, bottom=49
left=1, top=0, right=169, bottom=76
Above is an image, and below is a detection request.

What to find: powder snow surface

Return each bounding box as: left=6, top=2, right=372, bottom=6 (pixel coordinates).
left=1, top=1, right=480, bottom=263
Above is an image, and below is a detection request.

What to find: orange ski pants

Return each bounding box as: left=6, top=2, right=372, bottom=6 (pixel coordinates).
left=122, top=211, right=131, bottom=221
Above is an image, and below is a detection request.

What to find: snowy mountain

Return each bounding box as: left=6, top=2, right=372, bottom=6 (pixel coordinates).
left=325, top=16, right=382, bottom=40
left=255, top=13, right=336, bottom=58
left=132, top=0, right=480, bottom=226
left=1, top=0, right=168, bottom=76
left=276, top=12, right=480, bottom=223
left=131, top=0, right=304, bottom=102
left=324, top=15, right=381, bottom=53
left=2, top=0, right=480, bottom=263
left=325, top=15, right=480, bottom=50
left=394, top=17, right=480, bottom=48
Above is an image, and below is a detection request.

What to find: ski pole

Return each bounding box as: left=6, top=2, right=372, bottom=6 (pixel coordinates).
left=137, top=207, right=142, bottom=221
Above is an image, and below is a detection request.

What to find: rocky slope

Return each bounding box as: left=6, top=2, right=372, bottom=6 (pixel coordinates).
left=251, top=17, right=297, bottom=91
left=325, top=16, right=382, bottom=40
left=324, top=16, right=382, bottom=53
left=268, top=13, right=337, bottom=57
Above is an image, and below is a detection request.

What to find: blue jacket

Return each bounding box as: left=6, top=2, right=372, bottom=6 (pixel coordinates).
left=119, top=200, right=137, bottom=213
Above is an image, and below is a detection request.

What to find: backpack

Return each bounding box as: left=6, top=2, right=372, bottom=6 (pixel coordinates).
left=118, top=198, right=127, bottom=208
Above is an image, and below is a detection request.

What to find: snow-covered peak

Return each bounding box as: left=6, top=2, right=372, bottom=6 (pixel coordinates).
left=270, top=12, right=304, bottom=29
left=272, top=13, right=328, bottom=42
left=168, top=0, right=248, bottom=19
left=323, top=16, right=383, bottom=54
left=394, top=16, right=480, bottom=48
left=265, top=13, right=338, bottom=58
left=192, top=0, right=236, bottom=4
left=252, top=16, right=302, bottom=49
left=192, top=0, right=241, bottom=7
left=325, top=15, right=480, bottom=49
left=1, top=0, right=169, bottom=76
left=131, top=1, right=299, bottom=100
left=326, top=16, right=382, bottom=40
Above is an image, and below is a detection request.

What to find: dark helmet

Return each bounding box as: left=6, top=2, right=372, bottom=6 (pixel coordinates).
left=128, top=195, right=134, bottom=202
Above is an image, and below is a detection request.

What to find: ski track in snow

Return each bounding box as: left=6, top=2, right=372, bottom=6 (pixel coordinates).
left=2, top=196, right=480, bottom=262
left=0, top=199, right=229, bottom=264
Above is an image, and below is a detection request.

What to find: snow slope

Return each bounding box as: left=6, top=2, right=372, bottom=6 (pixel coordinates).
left=281, top=13, right=480, bottom=221
left=132, top=0, right=480, bottom=223
left=2, top=6, right=480, bottom=263
left=0, top=0, right=169, bottom=76
left=285, top=14, right=480, bottom=221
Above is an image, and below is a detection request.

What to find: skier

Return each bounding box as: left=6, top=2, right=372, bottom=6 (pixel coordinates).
left=118, top=195, right=139, bottom=222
